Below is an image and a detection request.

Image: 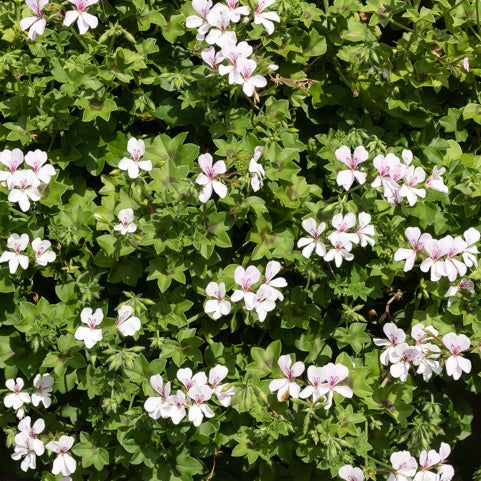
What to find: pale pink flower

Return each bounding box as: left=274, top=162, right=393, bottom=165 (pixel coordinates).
left=420, top=238, right=448, bottom=281
left=299, top=365, right=326, bottom=403
left=0, top=148, right=24, bottom=182
left=253, top=0, right=280, bottom=35
left=24, top=149, right=55, bottom=184
left=399, top=166, right=426, bottom=206
left=355, top=212, right=375, bottom=247
left=204, top=282, right=231, bottom=319
left=224, top=0, right=249, bottom=22
left=163, top=390, right=187, bottom=424
left=0, top=233, right=30, bottom=274
left=32, top=237, right=56, bottom=266
left=324, top=232, right=354, bottom=267
left=195, top=153, right=227, bottom=203
left=373, top=322, right=406, bottom=366
left=118, top=138, right=152, bottom=179
left=441, top=235, right=467, bottom=282
left=187, top=385, right=215, bottom=426
left=394, top=227, right=432, bottom=272
left=205, top=4, right=234, bottom=46
left=32, top=373, right=54, bottom=408
left=7, top=170, right=41, bottom=212
left=244, top=284, right=277, bottom=322
left=444, top=278, right=475, bottom=307
left=46, top=435, right=76, bottom=476
left=401, top=149, right=413, bottom=166
left=177, top=368, right=207, bottom=394
left=116, top=305, right=141, bottom=336
left=413, top=342, right=442, bottom=381
left=113, top=208, right=137, bottom=235
left=185, top=0, right=214, bottom=40
left=218, top=41, right=253, bottom=84
left=248, top=146, right=265, bottom=192
left=442, top=332, right=472, bottom=380
left=201, top=46, right=224, bottom=70
left=263, top=260, right=287, bottom=301
left=18, top=416, right=45, bottom=439
left=144, top=374, right=171, bottom=419
left=20, top=0, right=48, bottom=40
left=4, top=378, right=30, bottom=411
left=425, top=166, right=448, bottom=193
left=437, top=443, right=455, bottom=481
left=237, top=58, right=267, bottom=97
left=74, top=307, right=103, bottom=348
left=231, top=265, right=261, bottom=302
left=461, top=227, right=480, bottom=268
left=268, top=355, right=305, bottom=401
left=463, top=57, right=470, bottom=72
left=331, top=212, right=359, bottom=244
left=297, top=218, right=327, bottom=258
left=12, top=431, right=44, bottom=472
left=371, top=153, right=404, bottom=204
left=410, top=323, right=438, bottom=345
left=390, top=343, right=422, bottom=382
left=387, top=450, right=418, bottom=481
left=313, top=363, right=352, bottom=409
left=63, top=0, right=98, bottom=35
left=209, top=364, right=235, bottom=407
left=338, top=465, right=364, bottom=481
left=334, top=145, right=368, bottom=190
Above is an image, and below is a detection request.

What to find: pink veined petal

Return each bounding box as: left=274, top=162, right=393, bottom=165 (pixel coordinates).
left=212, top=160, right=227, bottom=175
left=333, top=385, right=353, bottom=398
left=301, top=242, right=316, bottom=258
left=290, top=361, right=305, bottom=377
left=198, top=153, right=213, bottom=173
left=301, top=217, right=317, bottom=234
left=457, top=356, right=472, bottom=374
left=277, top=354, right=292, bottom=376
left=245, top=265, right=261, bottom=284
left=63, top=10, right=79, bottom=27
left=20, top=16, right=37, bottom=31
left=336, top=170, right=355, bottom=190
left=138, top=160, right=152, bottom=172
left=353, top=170, right=367, bottom=185
left=288, top=381, right=301, bottom=398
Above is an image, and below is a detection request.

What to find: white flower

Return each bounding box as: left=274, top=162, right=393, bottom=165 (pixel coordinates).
left=201, top=46, right=224, bottom=70
left=324, top=231, right=354, bottom=267
left=118, top=138, right=152, bottom=179
left=0, top=233, right=30, bottom=274
left=144, top=374, right=171, bottom=419
left=4, top=378, right=31, bottom=411
left=339, top=465, right=364, bottom=481
left=444, top=278, right=475, bottom=307
left=224, top=0, right=249, bottom=22
left=297, top=218, right=327, bottom=258
left=299, top=365, right=326, bottom=403
left=355, top=212, right=375, bottom=247
left=231, top=265, right=261, bottom=302
left=32, top=373, right=54, bottom=408
left=25, top=149, right=56, bottom=184
left=205, top=4, right=234, bottom=46
left=334, top=145, right=368, bottom=191
left=12, top=431, right=44, bottom=472
left=425, top=166, right=448, bottom=193
left=389, top=343, right=421, bottom=382
left=185, top=0, right=214, bottom=40
left=268, top=354, right=304, bottom=401
left=63, top=0, right=99, bottom=35
left=218, top=41, right=253, bottom=84
left=113, top=208, right=137, bottom=235
left=74, top=307, right=103, bottom=348
left=204, top=282, right=231, bottom=319
left=331, top=212, right=359, bottom=244
left=463, top=57, right=470, bottom=72
left=0, top=148, right=24, bottom=183
left=373, top=322, right=406, bottom=366
left=237, top=58, right=267, bottom=97
left=263, top=260, right=287, bottom=301
left=187, top=385, right=215, bottom=426
left=20, top=0, right=48, bottom=41
left=248, top=146, right=265, bottom=192
left=442, top=332, right=471, bottom=380
left=195, top=153, right=227, bottom=203
left=208, top=365, right=235, bottom=407
left=461, top=227, right=480, bottom=268
left=387, top=450, right=418, bottom=481
left=177, top=368, right=207, bottom=394
left=394, top=227, right=432, bottom=272
left=115, top=305, right=141, bottom=336
left=253, top=0, right=280, bottom=35
left=399, top=166, right=426, bottom=206
left=46, top=435, right=76, bottom=476
left=31, top=237, right=56, bottom=266
left=163, top=390, right=187, bottom=424
left=7, top=170, right=41, bottom=212
left=244, top=284, right=277, bottom=322
left=309, top=363, right=353, bottom=410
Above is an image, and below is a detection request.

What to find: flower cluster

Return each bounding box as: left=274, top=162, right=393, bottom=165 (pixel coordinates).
left=394, top=227, right=480, bottom=282
left=118, top=137, right=152, bottom=179
left=0, top=233, right=56, bottom=274
left=186, top=0, right=280, bottom=97
left=4, top=374, right=53, bottom=419
left=298, top=213, right=375, bottom=267
left=0, top=148, right=55, bottom=211
left=387, top=444, right=454, bottom=481
left=74, top=305, right=141, bottom=348
left=269, top=355, right=353, bottom=409
left=195, top=146, right=265, bottom=202
left=144, top=365, right=235, bottom=426
left=204, top=261, right=287, bottom=323
left=335, top=146, right=448, bottom=206
left=374, top=323, right=472, bottom=381
left=20, top=0, right=99, bottom=39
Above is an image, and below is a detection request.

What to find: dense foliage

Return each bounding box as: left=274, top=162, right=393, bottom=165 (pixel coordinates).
left=1, top=0, right=481, bottom=480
